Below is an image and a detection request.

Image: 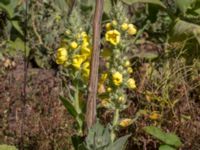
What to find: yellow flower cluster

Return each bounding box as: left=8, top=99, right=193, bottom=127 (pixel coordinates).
left=98, top=19, right=137, bottom=111
left=56, top=30, right=92, bottom=81
left=105, top=20, right=137, bottom=38
left=120, top=23, right=137, bottom=35
left=56, top=48, right=67, bottom=65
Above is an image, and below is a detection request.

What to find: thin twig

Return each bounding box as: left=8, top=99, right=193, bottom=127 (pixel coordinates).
left=19, top=0, right=28, bottom=149
left=31, top=6, right=43, bottom=45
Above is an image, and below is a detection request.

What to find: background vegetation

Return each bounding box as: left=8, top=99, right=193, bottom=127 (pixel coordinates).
left=0, top=0, right=200, bottom=149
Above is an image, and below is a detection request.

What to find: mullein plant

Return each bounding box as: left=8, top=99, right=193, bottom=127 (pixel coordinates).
left=98, top=3, right=137, bottom=141
left=55, top=9, right=92, bottom=135
left=55, top=1, right=137, bottom=144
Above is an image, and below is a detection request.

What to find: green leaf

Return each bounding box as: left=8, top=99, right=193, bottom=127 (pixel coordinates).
left=0, top=144, right=17, bottom=150
left=135, top=51, right=158, bottom=60
left=59, top=96, right=78, bottom=118
left=85, top=122, right=111, bottom=149
left=0, top=3, right=14, bottom=18
left=144, top=126, right=182, bottom=148
left=121, top=0, right=166, bottom=9
left=8, top=38, right=29, bottom=56
left=194, top=8, right=200, bottom=15
left=71, top=135, right=85, bottom=150
left=171, top=18, right=200, bottom=44
left=159, top=145, right=176, bottom=150
left=174, top=0, right=195, bottom=14
left=164, top=133, right=182, bottom=148
left=1, top=0, right=10, bottom=5
left=104, top=0, right=112, bottom=14
left=0, top=0, right=19, bottom=18
left=55, top=0, right=69, bottom=13
left=144, top=126, right=166, bottom=142
left=11, top=20, right=24, bottom=35
left=105, top=134, right=131, bottom=150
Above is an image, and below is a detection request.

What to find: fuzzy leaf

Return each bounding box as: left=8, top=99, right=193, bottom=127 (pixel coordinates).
left=86, top=122, right=111, bottom=149
left=144, top=126, right=182, bottom=148
left=59, top=96, right=78, bottom=118
left=105, top=134, right=131, bottom=150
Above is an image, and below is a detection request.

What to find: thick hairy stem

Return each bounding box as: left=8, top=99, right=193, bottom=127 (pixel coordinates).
left=111, top=109, right=119, bottom=142
left=86, top=0, right=104, bottom=130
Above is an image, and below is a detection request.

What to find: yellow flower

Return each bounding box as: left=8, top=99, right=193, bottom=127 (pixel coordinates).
left=100, top=99, right=110, bottom=108
left=112, top=72, right=123, bottom=86
left=127, top=24, right=137, bottom=35
left=65, top=29, right=71, bottom=35
left=106, top=23, right=112, bottom=31
left=149, top=111, right=160, bottom=120
left=70, top=41, right=78, bottom=49
left=56, top=47, right=67, bottom=65
left=81, top=32, right=89, bottom=42
left=98, top=84, right=105, bottom=94
left=83, top=69, right=90, bottom=79
left=124, top=60, right=130, bottom=67
left=106, top=62, right=110, bottom=68
left=82, top=61, right=90, bottom=70
left=106, top=87, right=112, bottom=92
left=77, top=31, right=89, bottom=41
left=127, top=78, right=136, bottom=89
left=121, top=23, right=129, bottom=31
left=81, top=31, right=87, bottom=38
left=105, top=30, right=121, bottom=45
left=127, top=67, right=133, bottom=74
left=82, top=61, right=90, bottom=79
left=72, top=55, right=86, bottom=69
left=82, top=40, right=89, bottom=47
left=118, top=96, right=126, bottom=104
left=112, top=20, right=117, bottom=26
left=100, top=73, right=108, bottom=83
left=81, top=34, right=91, bottom=57
left=81, top=46, right=91, bottom=56
left=119, top=119, right=133, bottom=127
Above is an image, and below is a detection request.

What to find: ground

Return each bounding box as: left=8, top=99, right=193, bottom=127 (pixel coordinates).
left=0, top=57, right=200, bottom=150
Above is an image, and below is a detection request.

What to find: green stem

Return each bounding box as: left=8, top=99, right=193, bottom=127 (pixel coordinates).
left=111, top=109, right=119, bottom=142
